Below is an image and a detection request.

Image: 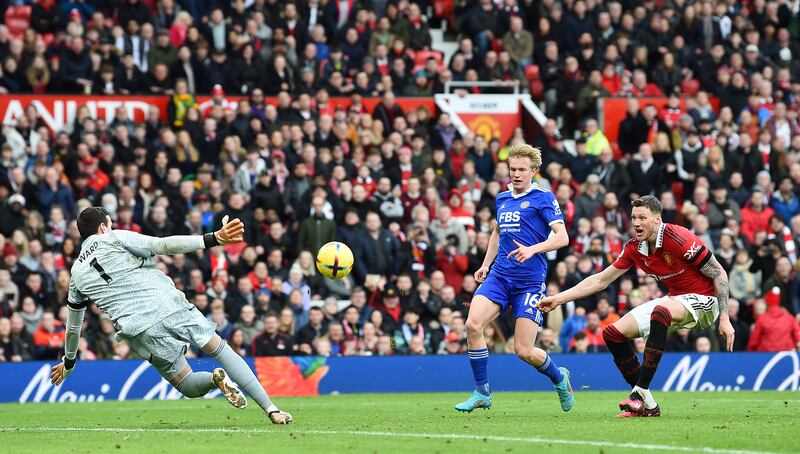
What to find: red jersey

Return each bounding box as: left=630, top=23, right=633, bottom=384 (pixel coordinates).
left=612, top=223, right=716, bottom=297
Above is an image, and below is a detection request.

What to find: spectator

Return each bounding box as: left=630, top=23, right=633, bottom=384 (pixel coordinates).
left=771, top=177, right=800, bottom=225
left=298, top=196, right=336, bottom=255
left=251, top=313, right=295, bottom=356
left=707, top=183, right=742, bottom=231
left=741, top=187, right=776, bottom=245
left=227, top=329, right=248, bottom=357
left=727, top=299, right=750, bottom=352
left=535, top=327, right=562, bottom=354
left=559, top=306, right=587, bottom=349
left=234, top=305, right=263, bottom=348
left=748, top=288, right=800, bottom=352
left=32, top=310, right=63, bottom=359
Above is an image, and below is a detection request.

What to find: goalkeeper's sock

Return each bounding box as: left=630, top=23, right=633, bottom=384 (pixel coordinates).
left=535, top=353, right=564, bottom=384
left=175, top=372, right=215, bottom=398
left=209, top=341, right=274, bottom=412
left=636, top=305, right=671, bottom=389
left=467, top=348, right=491, bottom=396
left=603, top=325, right=640, bottom=388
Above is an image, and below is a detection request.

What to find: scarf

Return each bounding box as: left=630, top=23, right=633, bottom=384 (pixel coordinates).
left=402, top=322, right=424, bottom=343
left=782, top=226, right=797, bottom=264
left=172, top=94, right=196, bottom=127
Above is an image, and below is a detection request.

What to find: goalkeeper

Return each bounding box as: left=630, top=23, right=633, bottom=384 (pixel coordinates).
left=49, top=207, right=292, bottom=424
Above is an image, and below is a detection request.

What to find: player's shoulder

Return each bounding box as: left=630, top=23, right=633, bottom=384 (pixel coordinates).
left=622, top=238, right=640, bottom=253
left=662, top=223, right=697, bottom=247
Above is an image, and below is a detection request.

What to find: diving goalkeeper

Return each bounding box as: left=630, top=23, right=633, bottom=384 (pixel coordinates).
left=49, top=207, right=292, bottom=424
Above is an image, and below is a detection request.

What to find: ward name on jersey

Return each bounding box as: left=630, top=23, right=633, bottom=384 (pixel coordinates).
left=492, top=183, right=564, bottom=282
left=612, top=222, right=716, bottom=297
left=68, top=230, right=196, bottom=337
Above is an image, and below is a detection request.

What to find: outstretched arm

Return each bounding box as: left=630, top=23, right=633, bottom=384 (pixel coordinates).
left=117, top=216, right=244, bottom=258
left=699, top=254, right=735, bottom=351
left=537, top=264, right=628, bottom=312
left=51, top=282, right=88, bottom=386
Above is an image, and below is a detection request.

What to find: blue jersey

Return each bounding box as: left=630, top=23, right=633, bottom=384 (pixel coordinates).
left=491, top=183, right=563, bottom=281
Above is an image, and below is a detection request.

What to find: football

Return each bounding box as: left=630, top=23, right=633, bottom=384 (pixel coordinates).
left=316, top=241, right=354, bottom=280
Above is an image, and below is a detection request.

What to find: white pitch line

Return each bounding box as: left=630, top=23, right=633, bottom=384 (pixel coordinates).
left=2, top=427, right=780, bottom=454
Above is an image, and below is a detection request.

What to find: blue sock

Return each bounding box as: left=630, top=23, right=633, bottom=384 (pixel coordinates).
left=468, top=348, right=490, bottom=396
left=536, top=354, right=564, bottom=385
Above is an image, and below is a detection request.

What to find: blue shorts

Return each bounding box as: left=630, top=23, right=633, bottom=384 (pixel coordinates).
left=474, top=273, right=545, bottom=325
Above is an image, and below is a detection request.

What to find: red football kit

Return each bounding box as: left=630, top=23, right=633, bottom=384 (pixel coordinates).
left=612, top=223, right=716, bottom=297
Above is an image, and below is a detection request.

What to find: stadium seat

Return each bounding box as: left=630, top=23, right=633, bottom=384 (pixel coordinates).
left=681, top=78, right=700, bottom=97
left=433, top=0, right=455, bottom=32
left=671, top=181, right=684, bottom=205
left=414, top=50, right=444, bottom=66
left=525, top=65, right=540, bottom=80
left=4, top=5, right=31, bottom=39
left=491, top=38, right=504, bottom=53
left=525, top=65, right=543, bottom=101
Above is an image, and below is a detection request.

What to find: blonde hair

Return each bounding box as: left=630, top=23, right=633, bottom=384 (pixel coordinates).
left=507, top=143, right=543, bottom=170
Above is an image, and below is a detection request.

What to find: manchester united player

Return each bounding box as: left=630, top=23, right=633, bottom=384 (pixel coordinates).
left=537, top=195, right=735, bottom=417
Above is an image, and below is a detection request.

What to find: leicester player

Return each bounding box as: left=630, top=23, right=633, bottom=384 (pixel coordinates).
left=49, top=207, right=293, bottom=424
left=538, top=195, right=735, bottom=417
left=455, top=144, right=573, bottom=413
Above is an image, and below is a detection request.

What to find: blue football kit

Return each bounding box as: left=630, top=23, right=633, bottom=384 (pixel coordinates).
left=474, top=182, right=564, bottom=325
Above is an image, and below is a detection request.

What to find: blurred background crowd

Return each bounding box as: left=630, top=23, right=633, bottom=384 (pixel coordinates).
left=0, top=0, right=799, bottom=362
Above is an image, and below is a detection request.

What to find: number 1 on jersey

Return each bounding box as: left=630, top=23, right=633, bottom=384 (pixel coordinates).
left=90, top=257, right=113, bottom=284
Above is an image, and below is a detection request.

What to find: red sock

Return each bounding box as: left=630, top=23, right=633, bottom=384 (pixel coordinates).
left=603, top=325, right=640, bottom=388
left=636, top=305, right=671, bottom=389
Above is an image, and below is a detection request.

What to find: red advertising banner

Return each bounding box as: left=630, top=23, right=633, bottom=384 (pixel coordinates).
left=602, top=97, right=720, bottom=144
left=443, top=94, right=521, bottom=145
left=0, top=95, right=436, bottom=132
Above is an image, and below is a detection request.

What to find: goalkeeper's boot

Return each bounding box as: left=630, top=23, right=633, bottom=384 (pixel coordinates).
left=212, top=368, right=247, bottom=409
left=618, top=390, right=645, bottom=415
left=615, top=406, right=661, bottom=418
left=554, top=367, right=574, bottom=412
left=454, top=390, right=492, bottom=412
left=268, top=409, right=294, bottom=424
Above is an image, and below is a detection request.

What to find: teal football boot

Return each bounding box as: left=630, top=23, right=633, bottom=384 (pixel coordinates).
left=554, top=367, right=574, bottom=412
left=454, top=390, right=493, bottom=412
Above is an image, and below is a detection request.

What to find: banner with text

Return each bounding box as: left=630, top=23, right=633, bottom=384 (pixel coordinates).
left=0, top=95, right=436, bottom=132
left=2, top=352, right=798, bottom=404
left=444, top=94, right=521, bottom=144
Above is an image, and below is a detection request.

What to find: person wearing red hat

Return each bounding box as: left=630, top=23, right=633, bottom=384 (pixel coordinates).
left=199, top=84, right=232, bottom=118
left=747, top=287, right=800, bottom=352
left=82, top=156, right=110, bottom=193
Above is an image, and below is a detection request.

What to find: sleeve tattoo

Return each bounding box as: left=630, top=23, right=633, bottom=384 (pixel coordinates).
left=699, top=254, right=730, bottom=317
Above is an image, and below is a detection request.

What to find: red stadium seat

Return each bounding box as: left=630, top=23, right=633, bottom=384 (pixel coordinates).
left=525, top=65, right=540, bottom=80
left=414, top=50, right=443, bottom=66
left=681, top=78, right=700, bottom=97
left=433, top=0, right=456, bottom=32
left=525, top=65, right=543, bottom=100
left=4, top=5, right=31, bottom=39
left=671, top=181, right=684, bottom=205
left=491, top=38, right=504, bottom=53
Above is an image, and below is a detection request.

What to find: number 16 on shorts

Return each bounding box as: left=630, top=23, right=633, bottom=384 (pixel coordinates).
left=523, top=292, right=542, bottom=308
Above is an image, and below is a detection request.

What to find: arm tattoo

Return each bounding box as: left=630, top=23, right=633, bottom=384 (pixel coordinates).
left=699, top=255, right=730, bottom=317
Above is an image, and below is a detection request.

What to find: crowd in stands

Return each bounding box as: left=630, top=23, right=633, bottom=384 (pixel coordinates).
left=1, top=0, right=800, bottom=363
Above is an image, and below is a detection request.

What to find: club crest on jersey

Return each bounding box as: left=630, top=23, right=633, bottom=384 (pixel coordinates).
left=684, top=242, right=701, bottom=259
left=520, top=201, right=530, bottom=209
left=663, top=253, right=674, bottom=266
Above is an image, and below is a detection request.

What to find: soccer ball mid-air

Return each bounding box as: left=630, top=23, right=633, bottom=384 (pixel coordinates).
left=316, top=241, right=354, bottom=280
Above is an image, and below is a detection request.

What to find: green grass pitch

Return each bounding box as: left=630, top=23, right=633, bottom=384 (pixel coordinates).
left=1, top=391, right=798, bottom=453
